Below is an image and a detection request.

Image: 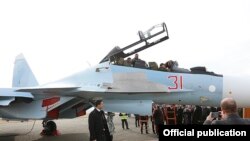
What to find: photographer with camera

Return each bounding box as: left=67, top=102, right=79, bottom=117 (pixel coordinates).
left=203, top=98, right=250, bottom=125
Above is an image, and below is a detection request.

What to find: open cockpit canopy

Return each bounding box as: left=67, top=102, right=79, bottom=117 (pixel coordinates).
left=99, top=22, right=169, bottom=63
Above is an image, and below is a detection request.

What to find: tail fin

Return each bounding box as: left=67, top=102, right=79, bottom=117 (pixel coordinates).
left=12, top=54, right=39, bottom=87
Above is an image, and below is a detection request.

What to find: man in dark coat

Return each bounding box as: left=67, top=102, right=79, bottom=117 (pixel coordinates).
left=134, top=114, right=140, bottom=127
left=88, top=100, right=110, bottom=141
left=153, top=106, right=164, bottom=135
left=176, top=105, right=184, bottom=124
left=204, top=98, right=250, bottom=125
left=192, top=105, right=202, bottom=124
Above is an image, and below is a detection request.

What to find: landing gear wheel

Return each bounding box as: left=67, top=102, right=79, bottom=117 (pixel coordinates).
left=40, top=120, right=60, bottom=136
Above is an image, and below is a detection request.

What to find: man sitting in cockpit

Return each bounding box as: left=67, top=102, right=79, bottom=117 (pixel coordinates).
left=132, top=54, right=140, bottom=67
left=124, top=57, right=132, bottom=67
left=158, top=63, right=169, bottom=71
left=132, top=54, right=148, bottom=68
left=166, top=60, right=190, bottom=73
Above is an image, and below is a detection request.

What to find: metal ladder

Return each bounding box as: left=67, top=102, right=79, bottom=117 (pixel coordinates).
left=162, top=104, right=177, bottom=125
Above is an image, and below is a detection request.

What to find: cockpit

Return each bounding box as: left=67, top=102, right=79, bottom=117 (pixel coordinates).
left=99, top=22, right=222, bottom=77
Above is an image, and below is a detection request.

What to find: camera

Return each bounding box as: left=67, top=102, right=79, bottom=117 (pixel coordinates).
left=211, top=112, right=221, bottom=119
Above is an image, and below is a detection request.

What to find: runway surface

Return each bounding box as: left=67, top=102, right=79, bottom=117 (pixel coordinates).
left=0, top=113, right=158, bottom=141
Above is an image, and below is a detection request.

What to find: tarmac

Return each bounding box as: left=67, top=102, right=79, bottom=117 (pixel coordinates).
left=0, top=113, right=158, bottom=141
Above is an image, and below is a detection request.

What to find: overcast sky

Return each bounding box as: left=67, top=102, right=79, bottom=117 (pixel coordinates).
left=0, top=0, right=250, bottom=87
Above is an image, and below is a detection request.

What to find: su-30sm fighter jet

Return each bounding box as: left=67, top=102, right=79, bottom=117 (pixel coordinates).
left=0, top=22, right=249, bottom=133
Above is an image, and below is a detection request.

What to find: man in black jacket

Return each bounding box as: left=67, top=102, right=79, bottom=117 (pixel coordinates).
left=88, top=100, right=110, bottom=141
left=153, top=106, right=164, bottom=135
left=204, top=98, right=250, bottom=125
left=192, top=105, right=202, bottom=124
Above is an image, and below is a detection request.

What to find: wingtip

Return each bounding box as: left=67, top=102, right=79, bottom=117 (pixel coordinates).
left=15, top=53, right=24, bottom=60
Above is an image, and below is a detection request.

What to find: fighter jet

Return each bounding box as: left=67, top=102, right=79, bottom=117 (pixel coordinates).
left=0, top=22, right=249, bottom=133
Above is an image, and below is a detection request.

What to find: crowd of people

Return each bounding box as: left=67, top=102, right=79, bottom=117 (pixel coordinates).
left=88, top=98, right=249, bottom=141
